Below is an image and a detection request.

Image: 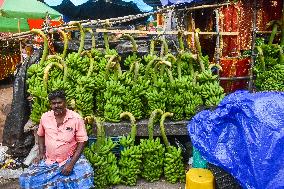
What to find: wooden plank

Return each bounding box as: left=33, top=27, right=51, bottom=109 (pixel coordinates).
left=93, top=119, right=188, bottom=137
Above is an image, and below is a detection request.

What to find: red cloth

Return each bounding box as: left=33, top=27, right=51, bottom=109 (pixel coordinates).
left=220, top=57, right=250, bottom=93
left=37, top=109, right=88, bottom=166
left=27, top=19, right=63, bottom=30
left=219, top=4, right=239, bottom=57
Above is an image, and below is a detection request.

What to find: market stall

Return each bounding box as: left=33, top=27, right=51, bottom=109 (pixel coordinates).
left=0, top=0, right=283, bottom=188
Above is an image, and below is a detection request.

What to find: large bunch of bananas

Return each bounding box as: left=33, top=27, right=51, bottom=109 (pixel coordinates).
left=84, top=117, right=120, bottom=188
left=118, top=112, right=142, bottom=185
left=104, top=138, right=121, bottom=186
left=145, top=57, right=170, bottom=115
left=160, top=112, right=185, bottom=183
left=121, top=61, right=146, bottom=119
left=84, top=144, right=108, bottom=189
left=197, top=70, right=225, bottom=107
left=140, top=109, right=165, bottom=182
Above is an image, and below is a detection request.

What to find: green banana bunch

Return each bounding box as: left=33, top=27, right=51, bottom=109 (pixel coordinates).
left=140, top=109, right=165, bottom=182
left=84, top=117, right=120, bottom=188
left=84, top=146, right=108, bottom=189
left=65, top=52, right=90, bottom=75
left=118, top=112, right=142, bottom=186
left=145, top=86, right=167, bottom=115
left=121, top=61, right=145, bottom=119
left=103, top=69, right=125, bottom=122
left=160, top=112, right=185, bottom=183
left=105, top=150, right=121, bottom=185
left=254, top=37, right=284, bottom=91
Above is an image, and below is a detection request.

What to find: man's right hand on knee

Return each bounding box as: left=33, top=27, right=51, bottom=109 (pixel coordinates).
left=33, top=153, right=46, bottom=164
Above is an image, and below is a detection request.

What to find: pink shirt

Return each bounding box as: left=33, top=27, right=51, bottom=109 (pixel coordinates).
left=37, top=109, right=88, bottom=166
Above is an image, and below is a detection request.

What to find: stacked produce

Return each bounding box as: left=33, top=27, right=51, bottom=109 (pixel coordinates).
left=27, top=25, right=225, bottom=125
left=24, top=21, right=228, bottom=188
left=140, top=109, right=165, bottom=182
left=118, top=112, right=142, bottom=185
left=144, top=41, right=170, bottom=115
left=167, top=34, right=203, bottom=120
left=160, top=112, right=185, bottom=183
left=121, top=35, right=145, bottom=119
left=254, top=20, right=284, bottom=91
left=65, top=23, right=96, bottom=117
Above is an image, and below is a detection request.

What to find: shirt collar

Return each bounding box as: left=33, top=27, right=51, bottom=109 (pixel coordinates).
left=47, top=109, right=74, bottom=122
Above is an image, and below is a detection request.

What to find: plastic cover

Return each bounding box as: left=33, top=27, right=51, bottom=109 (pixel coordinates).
left=2, top=50, right=42, bottom=157
left=188, top=90, right=284, bottom=189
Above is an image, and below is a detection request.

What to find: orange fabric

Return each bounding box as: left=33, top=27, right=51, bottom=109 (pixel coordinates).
left=37, top=109, right=88, bottom=166
left=27, top=18, right=63, bottom=29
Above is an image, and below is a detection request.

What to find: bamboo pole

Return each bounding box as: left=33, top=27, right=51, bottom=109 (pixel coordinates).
left=248, top=0, right=257, bottom=92
left=214, top=9, right=220, bottom=75
left=177, top=2, right=230, bottom=11
left=95, top=29, right=239, bottom=36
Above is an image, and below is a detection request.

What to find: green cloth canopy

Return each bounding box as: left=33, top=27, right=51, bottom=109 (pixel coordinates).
left=0, top=17, right=30, bottom=32
left=0, top=0, right=61, bottom=32
left=0, top=0, right=61, bottom=19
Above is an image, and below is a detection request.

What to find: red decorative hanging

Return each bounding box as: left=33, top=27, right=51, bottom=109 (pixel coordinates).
left=220, top=57, right=250, bottom=93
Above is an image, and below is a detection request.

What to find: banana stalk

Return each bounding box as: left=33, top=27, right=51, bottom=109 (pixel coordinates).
left=119, top=34, right=138, bottom=52
left=46, top=55, right=68, bottom=81
left=178, top=31, right=185, bottom=51
left=256, top=46, right=266, bottom=71
left=267, top=20, right=281, bottom=45
left=85, top=28, right=96, bottom=49
left=49, top=29, right=68, bottom=59
left=104, top=32, right=110, bottom=51
left=81, top=51, right=95, bottom=77
left=43, top=61, right=64, bottom=89
left=159, top=112, right=173, bottom=147
left=31, top=29, right=48, bottom=65
left=120, top=112, right=137, bottom=143
left=194, top=29, right=205, bottom=72
left=148, top=109, right=163, bottom=140
left=69, top=22, right=85, bottom=54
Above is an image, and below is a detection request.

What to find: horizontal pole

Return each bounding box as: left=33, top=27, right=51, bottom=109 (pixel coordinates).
left=219, top=76, right=250, bottom=81
left=95, top=29, right=239, bottom=36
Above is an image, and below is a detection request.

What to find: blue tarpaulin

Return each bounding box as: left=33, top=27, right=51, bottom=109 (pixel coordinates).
left=188, top=91, right=284, bottom=189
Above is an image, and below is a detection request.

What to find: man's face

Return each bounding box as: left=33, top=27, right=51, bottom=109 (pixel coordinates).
left=50, top=97, right=66, bottom=116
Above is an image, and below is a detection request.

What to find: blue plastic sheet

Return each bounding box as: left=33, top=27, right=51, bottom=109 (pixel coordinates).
left=188, top=91, right=284, bottom=189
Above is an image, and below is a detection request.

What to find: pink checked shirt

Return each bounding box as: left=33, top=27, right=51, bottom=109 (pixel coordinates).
left=37, top=109, right=88, bottom=166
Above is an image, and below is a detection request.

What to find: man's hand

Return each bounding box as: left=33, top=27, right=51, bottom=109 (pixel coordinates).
left=33, top=153, right=45, bottom=164
left=61, top=162, right=74, bottom=176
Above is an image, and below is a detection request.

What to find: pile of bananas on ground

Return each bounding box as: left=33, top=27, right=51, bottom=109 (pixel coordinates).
left=118, top=112, right=142, bottom=185
left=160, top=112, right=185, bottom=183
left=140, top=109, right=165, bottom=182
left=254, top=22, right=284, bottom=91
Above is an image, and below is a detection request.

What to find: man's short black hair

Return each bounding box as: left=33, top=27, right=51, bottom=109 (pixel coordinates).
left=48, top=89, right=66, bottom=101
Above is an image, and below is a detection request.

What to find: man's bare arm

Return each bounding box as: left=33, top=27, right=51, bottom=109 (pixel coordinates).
left=61, top=142, right=86, bottom=175
left=34, top=135, right=45, bottom=164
